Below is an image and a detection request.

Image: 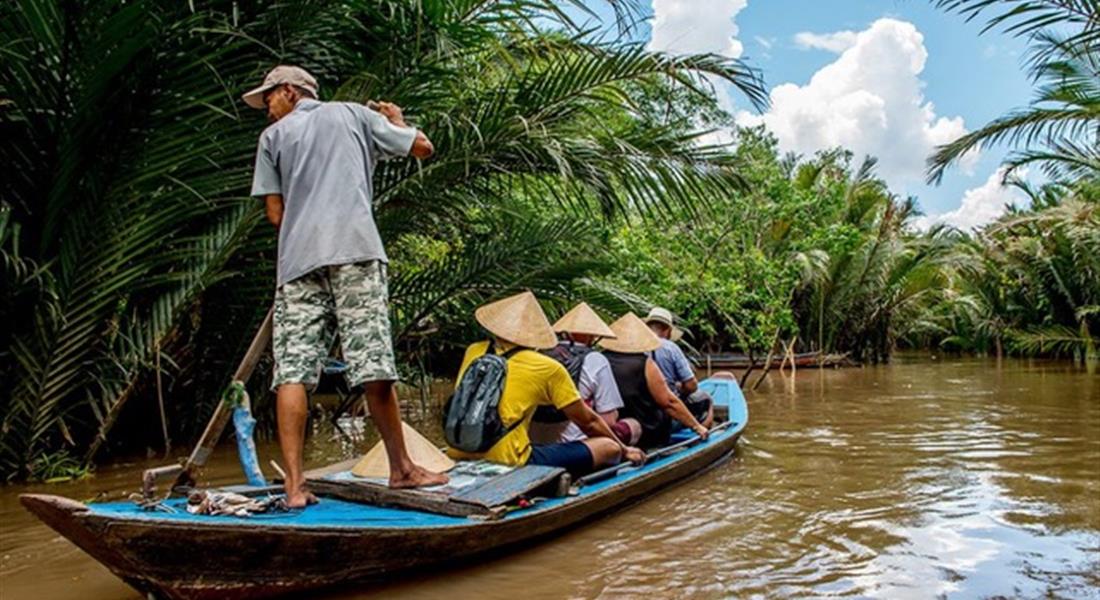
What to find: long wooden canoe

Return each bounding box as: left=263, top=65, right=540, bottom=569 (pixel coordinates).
left=696, top=351, right=852, bottom=370
left=21, top=377, right=748, bottom=600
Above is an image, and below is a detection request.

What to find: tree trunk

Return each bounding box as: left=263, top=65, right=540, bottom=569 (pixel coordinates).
left=739, top=349, right=755, bottom=388
left=752, top=329, right=783, bottom=391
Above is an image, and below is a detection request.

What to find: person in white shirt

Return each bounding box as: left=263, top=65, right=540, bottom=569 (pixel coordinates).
left=529, top=303, right=642, bottom=446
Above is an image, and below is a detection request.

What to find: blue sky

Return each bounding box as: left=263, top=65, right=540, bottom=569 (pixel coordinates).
left=573, top=1, right=1037, bottom=228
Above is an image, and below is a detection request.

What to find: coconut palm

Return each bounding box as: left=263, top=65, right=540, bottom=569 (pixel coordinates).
left=791, top=154, right=955, bottom=362
left=990, top=195, right=1100, bottom=359
left=928, top=0, right=1100, bottom=182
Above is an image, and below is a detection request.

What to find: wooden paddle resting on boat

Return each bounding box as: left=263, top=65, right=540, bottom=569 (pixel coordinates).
left=141, top=308, right=273, bottom=499
left=20, top=376, right=749, bottom=600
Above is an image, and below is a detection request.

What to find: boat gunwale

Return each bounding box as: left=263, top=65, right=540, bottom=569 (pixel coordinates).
left=25, top=420, right=744, bottom=535
left=19, top=376, right=749, bottom=599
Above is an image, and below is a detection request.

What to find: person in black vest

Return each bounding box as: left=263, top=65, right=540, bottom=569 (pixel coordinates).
left=530, top=303, right=642, bottom=446
left=600, top=313, right=709, bottom=449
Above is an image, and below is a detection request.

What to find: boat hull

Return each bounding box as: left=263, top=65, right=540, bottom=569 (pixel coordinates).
left=22, top=431, right=737, bottom=599
left=21, top=376, right=749, bottom=599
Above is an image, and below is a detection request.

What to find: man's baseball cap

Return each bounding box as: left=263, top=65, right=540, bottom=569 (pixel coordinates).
left=242, top=65, right=319, bottom=110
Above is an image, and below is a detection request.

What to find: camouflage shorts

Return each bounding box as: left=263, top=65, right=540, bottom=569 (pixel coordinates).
left=272, top=260, right=397, bottom=390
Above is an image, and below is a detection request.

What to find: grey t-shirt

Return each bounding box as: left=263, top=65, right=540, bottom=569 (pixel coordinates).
left=250, top=99, right=417, bottom=287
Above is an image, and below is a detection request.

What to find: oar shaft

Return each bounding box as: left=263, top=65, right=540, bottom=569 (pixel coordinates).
left=141, top=307, right=274, bottom=499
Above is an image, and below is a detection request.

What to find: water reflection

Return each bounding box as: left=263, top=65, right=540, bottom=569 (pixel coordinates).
left=1, top=357, right=1097, bottom=599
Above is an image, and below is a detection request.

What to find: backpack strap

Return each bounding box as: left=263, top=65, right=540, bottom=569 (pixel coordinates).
left=497, top=344, right=530, bottom=438
left=501, top=345, right=529, bottom=360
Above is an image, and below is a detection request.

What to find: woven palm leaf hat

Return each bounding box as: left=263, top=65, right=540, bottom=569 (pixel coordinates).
left=352, top=421, right=455, bottom=478
left=553, top=302, right=616, bottom=338
left=475, top=290, right=558, bottom=349
left=598, top=312, right=662, bottom=353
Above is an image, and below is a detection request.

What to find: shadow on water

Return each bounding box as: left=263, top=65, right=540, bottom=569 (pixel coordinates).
left=2, top=357, right=1098, bottom=599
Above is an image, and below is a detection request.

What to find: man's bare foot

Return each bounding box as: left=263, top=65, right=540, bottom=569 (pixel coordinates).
left=389, top=465, right=449, bottom=489
left=285, top=488, right=319, bottom=508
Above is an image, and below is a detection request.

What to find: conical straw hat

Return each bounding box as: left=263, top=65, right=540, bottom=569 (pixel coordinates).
left=351, top=421, right=455, bottom=479
left=553, top=302, right=616, bottom=338
left=598, top=312, right=662, bottom=353
left=474, top=291, right=558, bottom=349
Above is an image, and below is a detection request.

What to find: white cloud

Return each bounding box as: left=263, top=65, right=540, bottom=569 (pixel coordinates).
left=914, top=168, right=1029, bottom=231
left=648, top=0, right=749, bottom=115
left=648, top=0, right=747, bottom=58
left=793, top=30, right=858, bottom=53
left=754, top=35, right=775, bottom=50
left=737, top=19, right=979, bottom=191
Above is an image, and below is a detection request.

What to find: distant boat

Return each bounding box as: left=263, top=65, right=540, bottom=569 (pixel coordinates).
left=694, top=351, right=851, bottom=370
left=21, top=376, right=749, bottom=600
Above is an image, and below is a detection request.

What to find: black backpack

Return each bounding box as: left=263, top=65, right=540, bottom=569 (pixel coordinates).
left=532, top=342, right=593, bottom=424
left=545, top=342, right=593, bottom=385
left=443, top=342, right=527, bottom=453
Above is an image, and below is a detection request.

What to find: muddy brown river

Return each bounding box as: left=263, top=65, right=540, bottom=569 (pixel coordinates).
left=2, top=357, right=1098, bottom=599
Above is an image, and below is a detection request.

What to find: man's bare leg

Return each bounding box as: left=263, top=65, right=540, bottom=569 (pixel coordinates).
left=363, top=380, right=449, bottom=488
left=276, top=383, right=318, bottom=507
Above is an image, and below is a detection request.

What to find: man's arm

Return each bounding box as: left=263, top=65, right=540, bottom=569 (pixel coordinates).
left=680, top=377, right=699, bottom=395
left=264, top=194, right=284, bottom=228
left=561, top=401, right=645, bottom=464
left=373, top=101, right=434, bottom=159
left=409, top=131, right=434, bottom=160
left=645, top=359, right=707, bottom=438
left=672, top=345, right=698, bottom=394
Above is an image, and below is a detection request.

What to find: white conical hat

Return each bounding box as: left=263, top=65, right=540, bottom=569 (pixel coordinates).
left=552, top=302, right=616, bottom=338
left=598, top=313, right=662, bottom=353
left=474, top=291, right=558, bottom=349
left=351, top=422, right=455, bottom=478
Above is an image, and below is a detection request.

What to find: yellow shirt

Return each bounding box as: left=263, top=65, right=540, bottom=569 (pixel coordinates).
left=447, top=341, right=581, bottom=465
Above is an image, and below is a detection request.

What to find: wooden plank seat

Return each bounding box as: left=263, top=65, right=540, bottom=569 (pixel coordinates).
left=450, top=465, right=565, bottom=507
left=305, top=461, right=567, bottom=520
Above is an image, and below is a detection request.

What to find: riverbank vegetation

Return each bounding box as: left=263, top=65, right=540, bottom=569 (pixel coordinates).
left=0, top=0, right=1096, bottom=480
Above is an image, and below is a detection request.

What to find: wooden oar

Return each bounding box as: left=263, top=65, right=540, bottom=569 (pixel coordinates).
left=141, top=307, right=274, bottom=499
left=575, top=420, right=735, bottom=488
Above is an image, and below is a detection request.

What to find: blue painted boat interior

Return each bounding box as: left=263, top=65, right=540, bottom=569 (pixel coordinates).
left=87, top=378, right=748, bottom=530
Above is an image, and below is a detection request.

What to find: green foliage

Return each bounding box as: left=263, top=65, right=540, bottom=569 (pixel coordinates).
left=28, top=451, right=90, bottom=484
left=933, top=189, right=1099, bottom=360
left=0, top=0, right=764, bottom=479
left=923, top=0, right=1099, bottom=361
left=599, top=128, right=955, bottom=363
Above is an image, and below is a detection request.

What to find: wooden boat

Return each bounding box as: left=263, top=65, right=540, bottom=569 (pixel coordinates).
left=21, top=376, right=748, bottom=600
left=696, top=351, right=850, bottom=370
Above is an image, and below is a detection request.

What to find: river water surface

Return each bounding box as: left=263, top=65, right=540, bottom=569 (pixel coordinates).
left=2, top=357, right=1098, bottom=599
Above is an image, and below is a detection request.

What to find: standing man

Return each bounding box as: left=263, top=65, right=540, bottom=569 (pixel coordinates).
left=244, top=65, right=446, bottom=506
left=644, top=307, right=713, bottom=428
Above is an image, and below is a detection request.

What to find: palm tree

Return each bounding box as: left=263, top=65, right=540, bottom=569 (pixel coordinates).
left=0, top=0, right=766, bottom=478
left=989, top=194, right=1100, bottom=360
left=928, top=0, right=1100, bottom=182
left=791, top=153, right=955, bottom=362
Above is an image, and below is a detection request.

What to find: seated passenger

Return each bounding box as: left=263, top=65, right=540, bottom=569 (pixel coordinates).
left=447, top=292, right=645, bottom=476
left=530, top=302, right=642, bottom=446
left=600, top=313, right=709, bottom=449
left=644, top=307, right=714, bottom=428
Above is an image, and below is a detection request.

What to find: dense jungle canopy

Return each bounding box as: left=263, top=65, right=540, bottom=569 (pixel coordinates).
left=1, top=0, right=1096, bottom=480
